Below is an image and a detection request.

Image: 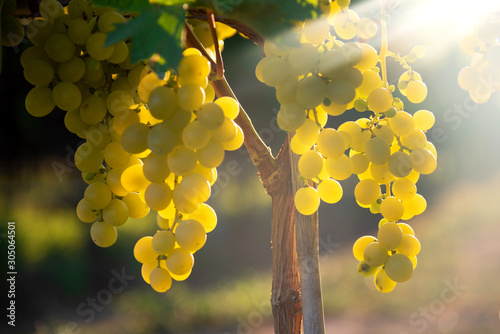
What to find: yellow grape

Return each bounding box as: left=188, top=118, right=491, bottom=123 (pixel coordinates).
left=413, top=109, right=435, bottom=131
left=364, top=137, right=390, bottom=165
left=296, top=118, right=320, bottom=148
left=401, top=129, right=427, bottom=150
left=357, top=260, right=378, bottom=277
left=325, top=154, right=352, bottom=180
left=76, top=199, right=99, bottom=223
left=363, top=241, right=389, bottom=267
left=294, top=186, right=320, bottom=216
left=317, top=178, right=343, bottom=204
left=387, top=151, right=412, bottom=178
left=367, top=87, right=393, bottom=113
left=374, top=268, right=396, bottom=293
left=149, top=267, right=172, bottom=293
left=354, top=179, right=380, bottom=206
left=409, top=148, right=437, bottom=174
left=357, top=70, right=382, bottom=98
left=296, top=75, right=327, bottom=109
left=392, top=178, right=416, bottom=201
left=197, top=138, right=225, bottom=168
left=122, top=192, right=150, bottom=218
left=121, top=123, right=150, bottom=154
left=152, top=230, right=176, bottom=255
left=144, top=182, right=173, bottom=211
left=396, top=234, right=421, bottom=257
left=316, top=128, right=345, bottom=159
left=277, top=103, right=306, bottom=131
left=352, top=235, right=377, bottom=261
left=298, top=150, right=324, bottom=179
left=90, top=221, right=117, bottom=248
left=187, top=203, right=217, bottom=233
left=384, top=253, right=413, bottom=282
left=406, top=81, right=427, bottom=104
left=380, top=196, right=404, bottom=221
left=389, top=111, right=415, bottom=137
left=403, top=193, right=427, bottom=216
left=121, top=164, right=150, bottom=192
left=377, top=222, right=403, bottom=250
left=175, top=219, right=207, bottom=252
left=134, top=236, right=158, bottom=264
left=25, top=86, right=55, bottom=117
left=86, top=33, right=115, bottom=60
left=84, top=182, right=112, bottom=210
left=166, top=248, right=194, bottom=275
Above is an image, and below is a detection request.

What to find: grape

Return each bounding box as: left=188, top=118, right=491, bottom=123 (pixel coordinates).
left=261, top=57, right=291, bottom=87
left=177, top=84, right=205, bottom=111
left=76, top=199, right=99, bottom=223
left=106, top=169, right=129, bottom=197
left=44, top=33, right=76, bottom=63
left=179, top=173, right=211, bottom=204
left=380, top=196, right=404, bottom=221
left=143, top=153, right=170, bottom=183
left=294, top=186, right=320, bottom=216
left=178, top=54, right=211, bottom=84
left=122, top=192, right=150, bottom=218
left=357, top=70, right=382, bottom=97
left=384, top=253, right=413, bottom=282
left=296, top=75, right=327, bottom=109
left=59, top=57, right=86, bottom=82
left=107, top=40, right=130, bottom=64
left=144, top=182, right=173, bottom=211
left=166, top=248, right=194, bottom=275
left=221, top=124, right=244, bottom=151
left=325, top=154, right=352, bottom=180
left=354, top=179, right=380, bottom=206
left=364, top=137, right=390, bottom=165
left=53, top=82, right=82, bottom=111
left=97, top=10, right=125, bottom=33
left=67, top=18, right=91, bottom=45
left=401, top=129, right=426, bottom=150
left=388, top=151, right=412, bottom=178
left=372, top=123, right=394, bottom=145
left=147, top=123, right=177, bottom=156
left=175, top=219, right=207, bottom=252
left=75, top=142, right=104, bottom=173
left=290, top=134, right=311, bottom=154
left=374, top=268, right=396, bottom=293
left=392, top=178, right=416, bottom=201
left=403, top=193, right=427, bottom=216
left=121, top=123, right=150, bottom=154
left=214, top=96, right=239, bottom=120
left=138, top=71, right=164, bottom=102
left=396, top=234, right=421, bottom=257
left=356, top=43, right=378, bottom=71
left=25, top=86, right=55, bottom=117
left=197, top=102, right=226, bottom=131
left=197, top=138, right=225, bottom=168
left=350, top=153, right=369, bottom=174
left=167, top=145, right=197, bottom=176
left=134, top=236, right=158, bottom=264
left=173, top=186, right=198, bottom=214
left=121, top=164, right=150, bottom=192
left=409, top=148, right=437, bottom=174
left=288, top=44, right=320, bottom=76
left=277, top=103, right=306, bottom=131
left=363, top=241, right=389, bottom=267
left=298, top=150, right=324, bottom=179
left=302, top=17, right=330, bottom=44
left=187, top=203, right=217, bottom=233
left=367, top=87, right=393, bottom=114
left=398, top=71, right=422, bottom=96
left=148, top=267, right=172, bottom=293
left=86, top=33, right=115, bottom=60
left=370, top=163, right=395, bottom=184
left=356, top=18, right=377, bottom=40
left=357, top=260, right=378, bottom=277
left=103, top=198, right=129, bottom=226
left=333, top=9, right=359, bottom=40
left=23, top=59, right=54, bottom=87
left=296, top=119, right=320, bottom=148
left=317, top=178, right=343, bottom=204
left=352, top=235, right=377, bottom=261
left=90, top=221, right=117, bottom=248
left=152, top=230, right=176, bottom=255
left=377, top=222, right=403, bottom=250
left=79, top=95, right=107, bottom=125
left=107, top=90, right=135, bottom=118
left=181, top=121, right=210, bottom=150
left=406, top=81, right=427, bottom=104
left=316, top=128, right=345, bottom=159
left=412, top=109, right=435, bottom=131
left=326, top=78, right=356, bottom=105
left=389, top=111, right=415, bottom=137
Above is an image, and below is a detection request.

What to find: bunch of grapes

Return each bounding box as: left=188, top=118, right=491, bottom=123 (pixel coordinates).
left=458, top=12, right=500, bottom=103
left=256, top=0, right=436, bottom=292
left=20, top=0, right=242, bottom=292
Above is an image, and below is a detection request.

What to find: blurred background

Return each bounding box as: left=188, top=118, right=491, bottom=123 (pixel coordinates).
left=2, top=0, right=500, bottom=333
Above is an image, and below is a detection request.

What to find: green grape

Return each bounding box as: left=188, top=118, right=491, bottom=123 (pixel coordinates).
left=84, top=182, right=112, bottom=210
left=384, top=253, right=413, bottom=282
left=261, top=56, right=291, bottom=87
left=316, top=128, right=345, bottom=159
left=325, top=154, right=352, bottom=180
left=388, top=151, right=412, bottom=178
left=396, top=234, right=421, bottom=257
left=166, top=248, right=194, bottom=275
left=197, top=138, right=225, bottom=168
left=398, top=70, right=422, bottom=96
left=134, top=236, right=158, bottom=264
left=354, top=179, right=380, bottom=206
left=318, top=48, right=348, bottom=78
left=44, top=33, right=75, bottom=63
left=352, top=235, right=377, bottom=261
left=173, top=186, right=198, bottom=214
left=294, top=186, right=320, bottom=216
left=79, top=95, right=107, bottom=125
left=138, top=71, right=163, bottom=102
left=122, top=192, right=150, bottom=218
left=222, top=124, right=244, bottom=151
left=406, top=80, right=427, bottom=104
left=372, top=123, right=394, bottom=145
left=90, top=221, right=117, bottom=248
left=214, top=96, right=239, bottom=120
left=84, top=124, right=111, bottom=150
left=409, top=148, right=437, bottom=174
left=152, top=230, right=176, bottom=255
left=298, top=150, right=324, bottom=179
left=107, top=40, right=129, bottom=64
left=179, top=173, right=211, bottom=204
left=377, top=222, right=403, bottom=250
left=287, top=44, right=320, bottom=76
left=374, top=268, right=397, bottom=293
left=106, top=168, right=129, bottom=197
left=23, top=59, right=54, bottom=87
left=341, top=42, right=363, bottom=67
left=143, top=153, right=170, bottom=183
left=39, top=0, right=64, bottom=22
left=332, top=9, right=359, bottom=40
left=295, top=118, right=318, bottom=146
left=364, top=137, right=391, bottom=165
left=392, top=178, right=416, bottom=201
left=167, top=145, right=197, bottom=176
left=177, top=84, right=205, bottom=111
left=317, top=178, right=343, bottom=204
left=370, top=162, right=395, bottom=184
left=145, top=182, right=173, bottom=211
left=103, top=142, right=129, bottom=169
left=67, top=0, right=93, bottom=21
left=149, top=267, right=172, bottom=292
left=147, top=123, right=177, bottom=156
left=97, top=10, right=125, bottom=33
left=182, top=120, right=210, bottom=150
left=75, top=142, right=104, bottom=173
left=107, top=90, right=135, bottom=118
left=326, top=78, right=356, bottom=105
left=58, top=57, right=86, bottom=82
left=112, top=110, right=140, bottom=135
left=64, top=108, right=88, bottom=135
left=178, top=54, right=210, bottom=84
left=277, top=103, right=306, bottom=131
left=403, top=193, right=427, bottom=216
left=367, top=87, right=393, bottom=114
left=356, top=43, right=378, bottom=71
left=363, top=241, right=389, bottom=267
left=302, top=17, right=330, bottom=44
left=121, top=164, right=150, bottom=193
left=53, top=81, right=82, bottom=111
left=86, top=33, right=115, bottom=60
left=357, top=69, right=382, bottom=98
left=296, top=75, right=327, bottom=109
left=413, top=110, right=435, bottom=131
left=356, top=18, right=377, bottom=40
left=197, top=102, right=225, bottom=130
left=67, top=18, right=91, bottom=45
left=276, top=78, right=299, bottom=104
left=401, top=129, right=426, bottom=150
left=388, top=111, right=415, bottom=137
left=350, top=153, right=369, bottom=174
left=147, top=86, right=177, bottom=119
left=380, top=196, right=404, bottom=222
left=357, top=260, right=378, bottom=277
left=102, top=198, right=129, bottom=226
left=187, top=203, right=217, bottom=233
left=25, top=86, right=55, bottom=117
left=20, top=46, right=50, bottom=67
left=121, top=123, right=150, bottom=154
left=76, top=198, right=99, bottom=223
left=175, top=219, right=207, bottom=252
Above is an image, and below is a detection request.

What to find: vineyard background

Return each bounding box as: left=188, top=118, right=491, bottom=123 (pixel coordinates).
left=2, top=0, right=500, bottom=333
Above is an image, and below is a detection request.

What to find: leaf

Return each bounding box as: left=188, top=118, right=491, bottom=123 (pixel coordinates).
left=105, top=5, right=185, bottom=73
left=90, top=0, right=151, bottom=12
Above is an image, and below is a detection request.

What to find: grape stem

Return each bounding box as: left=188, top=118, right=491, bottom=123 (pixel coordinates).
left=205, top=9, right=225, bottom=80
left=380, top=0, right=389, bottom=87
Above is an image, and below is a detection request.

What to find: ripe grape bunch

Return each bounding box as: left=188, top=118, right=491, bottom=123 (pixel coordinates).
left=458, top=11, right=500, bottom=103
left=256, top=0, right=437, bottom=292
left=20, top=0, right=242, bottom=292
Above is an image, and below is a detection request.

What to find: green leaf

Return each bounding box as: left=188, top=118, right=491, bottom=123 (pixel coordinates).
left=90, top=0, right=150, bottom=12
left=105, top=5, right=185, bottom=73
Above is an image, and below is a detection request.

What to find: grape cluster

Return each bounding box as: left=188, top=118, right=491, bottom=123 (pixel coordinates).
left=20, top=0, right=242, bottom=292
left=1, top=0, right=23, bottom=47
left=256, top=1, right=436, bottom=292
left=458, top=13, right=500, bottom=103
